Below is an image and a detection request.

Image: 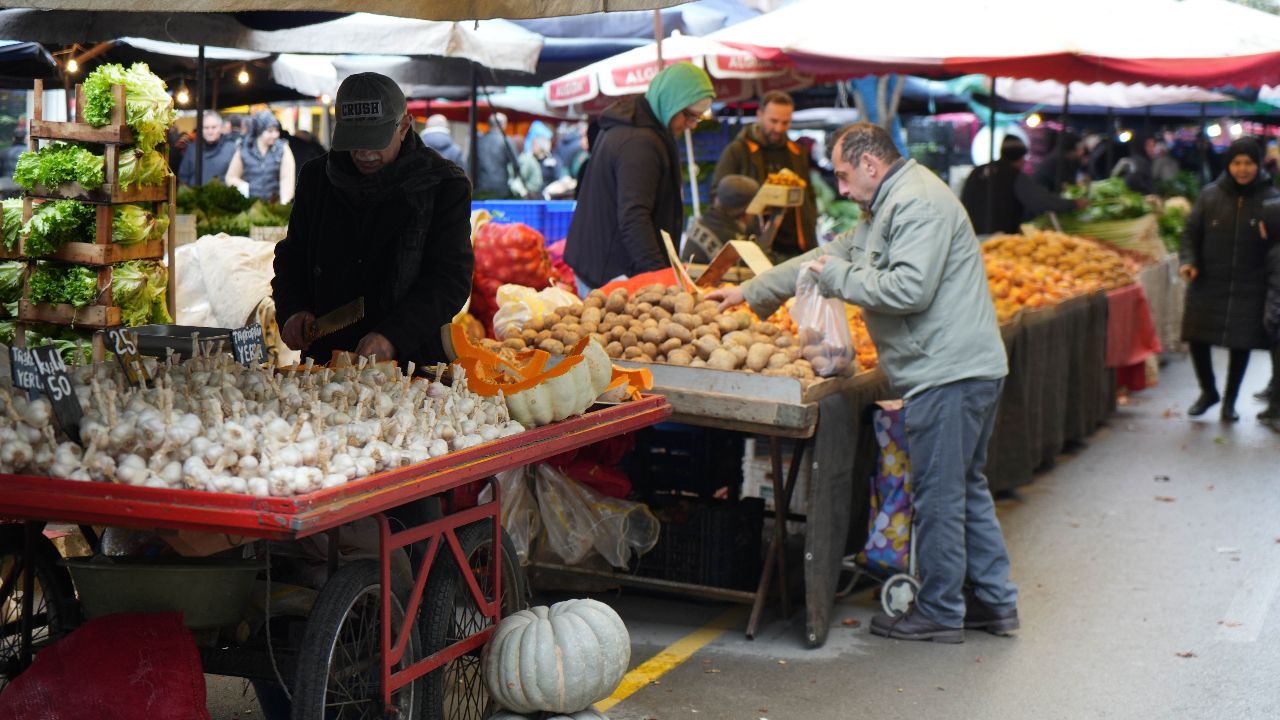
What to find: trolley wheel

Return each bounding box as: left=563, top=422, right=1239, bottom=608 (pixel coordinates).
left=881, top=573, right=921, bottom=617
left=0, top=524, right=77, bottom=692
left=290, top=559, right=422, bottom=720
left=420, top=521, right=528, bottom=720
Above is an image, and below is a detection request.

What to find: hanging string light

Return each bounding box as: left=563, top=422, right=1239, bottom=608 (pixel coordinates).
left=237, top=65, right=250, bottom=85
left=176, top=79, right=190, bottom=106
left=66, top=57, right=79, bottom=74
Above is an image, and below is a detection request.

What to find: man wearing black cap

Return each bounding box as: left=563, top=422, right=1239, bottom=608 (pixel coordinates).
left=683, top=174, right=760, bottom=263
left=1033, top=131, right=1085, bottom=193
left=961, top=135, right=1086, bottom=235
left=272, top=72, right=474, bottom=368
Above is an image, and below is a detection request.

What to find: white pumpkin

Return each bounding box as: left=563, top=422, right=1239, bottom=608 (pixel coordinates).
left=505, top=357, right=597, bottom=428
left=578, top=339, right=613, bottom=397
left=483, top=598, right=630, bottom=714
left=490, top=707, right=609, bottom=720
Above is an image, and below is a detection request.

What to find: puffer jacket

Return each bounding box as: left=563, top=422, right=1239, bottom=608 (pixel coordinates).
left=1179, top=171, right=1280, bottom=349
left=564, top=96, right=684, bottom=289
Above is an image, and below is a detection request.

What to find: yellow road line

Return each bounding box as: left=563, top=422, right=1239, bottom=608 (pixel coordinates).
left=596, top=606, right=748, bottom=712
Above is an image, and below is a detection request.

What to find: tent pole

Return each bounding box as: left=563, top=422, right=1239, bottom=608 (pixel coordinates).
left=468, top=61, right=479, bottom=182
left=655, top=10, right=664, bottom=69
left=1056, top=83, right=1070, bottom=190
left=1105, top=107, right=1114, bottom=176
left=1199, top=102, right=1208, bottom=183
left=195, top=44, right=205, bottom=186
left=986, top=76, right=996, bottom=234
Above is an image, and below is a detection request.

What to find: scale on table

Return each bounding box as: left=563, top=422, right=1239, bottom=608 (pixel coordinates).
left=746, top=176, right=806, bottom=255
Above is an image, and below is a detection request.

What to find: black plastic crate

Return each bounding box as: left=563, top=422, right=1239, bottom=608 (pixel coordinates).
left=623, top=423, right=744, bottom=499
left=635, top=495, right=763, bottom=590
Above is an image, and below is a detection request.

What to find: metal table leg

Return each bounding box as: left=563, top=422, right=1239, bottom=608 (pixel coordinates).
left=746, top=437, right=808, bottom=639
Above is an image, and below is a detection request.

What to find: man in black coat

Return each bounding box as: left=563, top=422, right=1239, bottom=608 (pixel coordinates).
left=564, top=62, right=715, bottom=291
left=961, top=136, right=1084, bottom=235
left=273, top=72, right=473, bottom=369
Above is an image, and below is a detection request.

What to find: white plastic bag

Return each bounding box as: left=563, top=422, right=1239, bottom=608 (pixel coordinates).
left=497, top=467, right=540, bottom=564
left=493, top=284, right=582, bottom=339
left=792, top=264, right=854, bottom=377
left=533, top=464, right=659, bottom=569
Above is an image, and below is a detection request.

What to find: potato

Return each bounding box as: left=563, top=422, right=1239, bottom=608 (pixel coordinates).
left=795, top=358, right=813, bottom=370
left=723, top=330, right=753, bottom=348
left=521, top=328, right=538, bottom=342
left=665, top=323, right=692, bottom=343
left=592, top=333, right=609, bottom=346
left=637, top=354, right=654, bottom=362
left=635, top=292, right=663, bottom=306
left=762, top=368, right=787, bottom=377
left=797, top=327, right=822, bottom=346
left=609, top=325, right=626, bottom=341
left=605, top=289, right=628, bottom=313
left=527, top=315, right=545, bottom=332
left=753, top=322, right=780, bottom=337
left=690, top=357, right=707, bottom=368
left=698, top=308, right=719, bottom=325
left=535, top=330, right=552, bottom=343
left=606, top=341, right=624, bottom=358
left=746, top=342, right=775, bottom=372
left=707, top=347, right=739, bottom=370
left=581, top=321, right=598, bottom=334
left=605, top=311, right=620, bottom=324
left=667, top=349, right=694, bottom=366
left=623, top=346, right=644, bottom=359
left=671, top=312, right=700, bottom=330
left=538, top=338, right=565, bottom=355
left=767, top=352, right=789, bottom=369
left=673, top=292, right=696, bottom=315
left=660, top=337, right=684, bottom=354
left=729, top=344, right=749, bottom=363
left=785, top=346, right=802, bottom=362
left=716, top=315, right=739, bottom=333
left=641, top=342, right=659, bottom=358
left=659, top=295, right=678, bottom=312
left=752, top=333, right=772, bottom=345
left=694, top=300, right=719, bottom=314
left=693, top=324, right=720, bottom=340
left=802, top=344, right=824, bottom=362
left=561, top=331, right=581, bottom=347
left=636, top=302, right=654, bottom=314
left=773, top=334, right=794, bottom=348
left=555, top=305, right=575, bottom=318
left=580, top=307, right=602, bottom=325
left=641, top=318, right=658, bottom=329
left=649, top=306, right=672, bottom=322
left=693, top=335, right=720, bottom=360
left=641, top=283, right=667, bottom=296
left=620, top=331, right=639, bottom=348
left=503, top=337, right=526, bottom=350
left=811, top=355, right=834, bottom=376
left=641, top=327, right=665, bottom=344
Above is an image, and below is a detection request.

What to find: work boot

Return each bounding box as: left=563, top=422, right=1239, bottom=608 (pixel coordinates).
left=870, top=608, right=964, bottom=644
left=1187, top=391, right=1220, bottom=417
left=964, top=594, right=1020, bottom=636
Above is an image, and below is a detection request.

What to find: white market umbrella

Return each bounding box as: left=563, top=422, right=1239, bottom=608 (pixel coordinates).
left=992, top=78, right=1233, bottom=109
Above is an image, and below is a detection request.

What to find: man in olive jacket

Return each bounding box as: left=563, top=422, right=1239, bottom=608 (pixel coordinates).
left=273, top=72, right=473, bottom=369
left=710, top=122, right=1018, bottom=643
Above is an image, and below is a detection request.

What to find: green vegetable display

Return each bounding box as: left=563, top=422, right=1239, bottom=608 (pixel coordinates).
left=13, top=142, right=105, bottom=192
left=20, top=325, right=94, bottom=365
left=28, top=262, right=98, bottom=308
left=0, top=260, right=24, bottom=304
left=176, top=179, right=253, bottom=216
left=117, top=146, right=170, bottom=190
left=177, top=180, right=290, bottom=237
left=82, top=62, right=175, bottom=150
left=3, top=198, right=22, bottom=252
left=112, top=204, right=169, bottom=245
left=1061, top=178, right=1152, bottom=224
left=1159, top=204, right=1188, bottom=253
left=22, top=200, right=95, bottom=256
left=1157, top=171, right=1202, bottom=201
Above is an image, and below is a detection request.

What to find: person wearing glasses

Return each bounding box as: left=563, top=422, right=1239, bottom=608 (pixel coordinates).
left=564, top=62, right=715, bottom=294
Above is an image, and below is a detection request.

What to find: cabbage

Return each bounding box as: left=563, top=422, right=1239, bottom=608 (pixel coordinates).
left=23, top=200, right=95, bottom=256
left=113, top=260, right=170, bottom=326
left=13, top=142, right=105, bottom=192
left=2, top=198, right=23, bottom=252
left=117, top=147, right=170, bottom=190
left=112, top=204, right=168, bottom=245
left=0, top=260, right=24, bottom=304
left=82, top=62, right=175, bottom=150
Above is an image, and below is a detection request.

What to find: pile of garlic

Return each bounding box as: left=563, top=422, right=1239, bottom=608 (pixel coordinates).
left=0, top=350, right=525, bottom=497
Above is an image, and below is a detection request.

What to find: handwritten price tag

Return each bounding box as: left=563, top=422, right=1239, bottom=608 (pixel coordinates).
left=29, top=345, right=82, bottom=444
left=104, top=328, right=149, bottom=387
left=230, top=322, right=267, bottom=368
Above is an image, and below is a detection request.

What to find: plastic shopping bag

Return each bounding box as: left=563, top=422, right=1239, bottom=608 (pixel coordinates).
left=534, top=463, right=659, bottom=568
left=492, top=283, right=582, bottom=340
left=497, top=466, right=540, bottom=564
left=792, top=264, right=854, bottom=377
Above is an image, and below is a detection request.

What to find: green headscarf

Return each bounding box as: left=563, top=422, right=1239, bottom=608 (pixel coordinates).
left=644, top=62, right=715, bottom=127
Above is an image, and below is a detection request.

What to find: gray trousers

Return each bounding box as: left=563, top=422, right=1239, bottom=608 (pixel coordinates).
left=904, top=377, right=1018, bottom=626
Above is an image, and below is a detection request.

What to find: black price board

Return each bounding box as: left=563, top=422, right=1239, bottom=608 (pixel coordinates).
left=104, top=328, right=149, bottom=387
left=30, top=345, right=82, bottom=444
left=9, top=346, right=43, bottom=401
left=230, top=322, right=267, bottom=368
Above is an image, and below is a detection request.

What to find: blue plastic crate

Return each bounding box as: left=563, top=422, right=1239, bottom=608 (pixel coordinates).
left=543, top=200, right=576, bottom=245
left=471, top=200, right=546, bottom=232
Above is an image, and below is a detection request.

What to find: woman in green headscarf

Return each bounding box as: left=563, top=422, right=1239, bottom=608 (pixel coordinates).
left=565, top=62, right=715, bottom=293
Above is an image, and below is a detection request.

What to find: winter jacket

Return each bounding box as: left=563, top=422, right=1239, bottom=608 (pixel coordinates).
left=712, top=125, right=816, bottom=258
left=1265, top=240, right=1280, bottom=342
left=475, top=127, right=518, bottom=198
left=271, top=132, right=474, bottom=369
left=1179, top=171, right=1279, bottom=349
left=240, top=139, right=288, bottom=201
left=961, top=161, right=1078, bottom=235
left=744, top=159, right=1007, bottom=398
left=420, top=129, right=466, bottom=170
left=683, top=205, right=747, bottom=263
left=564, top=97, right=684, bottom=289
left=177, top=137, right=238, bottom=186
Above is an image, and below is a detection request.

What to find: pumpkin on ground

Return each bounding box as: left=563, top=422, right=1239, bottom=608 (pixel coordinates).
left=483, top=598, right=630, bottom=714
left=490, top=707, right=610, bottom=720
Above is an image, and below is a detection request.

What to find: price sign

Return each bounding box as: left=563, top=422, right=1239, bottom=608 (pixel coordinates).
left=9, top=346, right=43, bottom=401
left=104, top=328, right=149, bottom=387
left=230, top=322, right=267, bottom=368
left=29, top=345, right=82, bottom=445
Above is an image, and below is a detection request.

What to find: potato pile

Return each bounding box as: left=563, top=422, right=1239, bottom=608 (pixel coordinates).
left=498, top=284, right=820, bottom=382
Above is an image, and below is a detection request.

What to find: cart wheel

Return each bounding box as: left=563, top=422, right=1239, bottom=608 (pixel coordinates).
left=0, top=524, right=77, bottom=691
left=421, top=521, right=528, bottom=720
left=290, top=559, right=422, bottom=720
left=881, top=573, right=921, bottom=617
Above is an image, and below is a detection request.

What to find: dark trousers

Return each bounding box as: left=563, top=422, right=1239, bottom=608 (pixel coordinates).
left=1189, top=341, right=1251, bottom=402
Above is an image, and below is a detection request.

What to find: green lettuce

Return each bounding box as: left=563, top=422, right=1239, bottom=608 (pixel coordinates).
left=112, top=260, right=169, bottom=326
left=28, top=262, right=98, bottom=308
left=112, top=204, right=168, bottom=245
left=2, top=198, right=23, bottom=252
left=82, top=62, right=175, bottom=150
left=23, top=200, right=95, bottom=256
left=117, top=147, right=170, bottom=190
left=13, top=142, right=105, bottom=192
left=0, top=260, right=24, bottom=304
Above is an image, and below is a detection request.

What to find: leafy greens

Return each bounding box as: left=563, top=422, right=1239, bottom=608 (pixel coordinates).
left=13, top=142, right=105, bottom=192
left=82, top=62, right=176, bottom=150
left=23, top=200, right=95, bottom=256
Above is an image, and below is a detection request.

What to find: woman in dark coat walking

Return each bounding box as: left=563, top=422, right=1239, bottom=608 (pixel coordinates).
left=1179, top=137, right=1279, bottom=422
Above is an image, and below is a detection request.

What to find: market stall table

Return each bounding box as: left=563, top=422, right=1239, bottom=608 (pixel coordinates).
left=1106, top=282, right=1163, bottom=392
left=0, top=396, right=670, bottom=713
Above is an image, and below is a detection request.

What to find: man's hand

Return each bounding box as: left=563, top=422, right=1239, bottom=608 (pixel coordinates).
left=281, top=311, right=316, bottom=351
left=705, top=285, right=745, bottom=312
left=806, top=255, right=831, bottom=274
left=1179, top=264, right=1198, bottom=282
left=355, top=332, right=396, bottom=363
